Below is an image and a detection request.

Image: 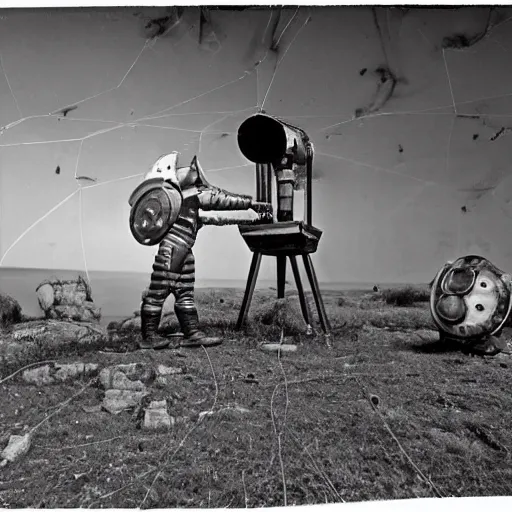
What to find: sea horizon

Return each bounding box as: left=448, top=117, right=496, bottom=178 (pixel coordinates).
left=0, top=266, right=425, bottom=325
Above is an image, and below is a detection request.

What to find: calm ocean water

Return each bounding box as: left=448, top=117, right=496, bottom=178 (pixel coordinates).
left=0, top=267, right=404, bottom=326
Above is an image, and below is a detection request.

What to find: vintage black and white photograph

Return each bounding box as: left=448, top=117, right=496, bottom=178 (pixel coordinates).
left=0, top=2, right=512, bottom=508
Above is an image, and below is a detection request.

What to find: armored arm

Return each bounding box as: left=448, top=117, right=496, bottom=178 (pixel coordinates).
left=197, top=186, right=253, bottom=211
left=197, top=187, right=273, bottom=224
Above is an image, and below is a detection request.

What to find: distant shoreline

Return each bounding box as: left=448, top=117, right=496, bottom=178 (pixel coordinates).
left=0, top=266, right=428, bottom=326
left=0, top=266, right=426, bottom=289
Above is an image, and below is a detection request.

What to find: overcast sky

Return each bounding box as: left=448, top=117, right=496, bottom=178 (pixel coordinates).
left=2, top=6, right=512, bottom=284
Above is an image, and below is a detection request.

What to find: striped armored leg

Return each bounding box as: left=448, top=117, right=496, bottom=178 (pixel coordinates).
left=173, top=250, right=222, bottom=348
left=140, top=238, right=189, bottom=349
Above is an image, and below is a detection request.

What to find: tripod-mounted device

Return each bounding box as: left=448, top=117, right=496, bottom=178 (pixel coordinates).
left=235, top=113, right=331, bottom=335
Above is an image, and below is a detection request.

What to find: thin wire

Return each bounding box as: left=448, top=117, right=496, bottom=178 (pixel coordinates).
left=48, top=87, right=117, bottom=117
left=117, top=40, right=149, bottom=88
left=148, top=11, right=184, bottom=48
left=320, top=105, right=455, bottom=132
left=0, top=189, right=80, bottom=266
left=250, top=8, right=277, bottom=87
left=417, top=28, right=434, bottom=48
left=138, top=73, right=251, bottom=122
left=442, top=49, right=457, bottom=114
left=0, top=137, right=85, bottom=148
left=132, top=123, right=231, bottom=134
left=205, top=163, right=252, bottom=173
left=0, top=122, right=129, bottom=148
left=81, top=173, right=144, bottom=190
left=137, top=106, right=258, bottom=121
left=0, top=16, right=271, bottom=273
left=74, top=140, right=84, bottom=179
left=261, top=14, right=311, bottom=110
left=316, top=151, right=433, bottom=185
left=0, top=51, right=22, bottom=118
left=445, top=116, right=455, bottom=178
left=255, top=65, right=260, bottom=107
left=5, top=9, right=512, bottom=280
left=261, top=9, right=275, bottom=46
left=273, top=7, right=300, bottom=49
left=55, top=116, right=121, bottom=125
left=78, top=188, right=90, bottom=284
left=1, top=114, right=47, bottom=132
left=0, top=122, right=235, bottom=149
left=198, top=114, right=233, bottom=154
left=0, top=39, right=149, bottom=135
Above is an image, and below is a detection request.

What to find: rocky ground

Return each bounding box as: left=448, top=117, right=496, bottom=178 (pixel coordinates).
left=0, top=287, right=511, bottom=507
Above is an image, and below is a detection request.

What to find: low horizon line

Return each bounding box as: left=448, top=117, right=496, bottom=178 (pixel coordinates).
left=0, top=266, right=427, bottom=285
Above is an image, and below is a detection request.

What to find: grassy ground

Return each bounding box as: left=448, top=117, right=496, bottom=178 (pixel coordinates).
left=1, top=286, right=511, bottom=508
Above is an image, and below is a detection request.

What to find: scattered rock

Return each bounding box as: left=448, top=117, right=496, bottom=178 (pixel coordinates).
left=36, top=284, right=54, bottom=312
left=156, top=364, right=183, bottom=376
left=102, top=389, right=149, bottom=415
left=260, top=343, right=298, bottom=353
left=154, top=364, right=184, bottom=387
left=99, top=363, right=154, bottom=391
left=22, top=365, right=53, bottom=386
left=148, top=399, right=167, bottom=409
left=1, top=433, right=32, bottom=466
left=143, top=400, right=173, bottom=430
left=53, top=363, right=99, bottom=382
left=82, top=404, right=102, bottom=413
left=0, top=293, right=22, bottom=328
left=22, top=362, right=99, bottom=386
left=3, top=321, right=106, bottom=366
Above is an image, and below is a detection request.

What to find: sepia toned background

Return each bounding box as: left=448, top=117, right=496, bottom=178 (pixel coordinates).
left=2, top=5, right=512, bottom=302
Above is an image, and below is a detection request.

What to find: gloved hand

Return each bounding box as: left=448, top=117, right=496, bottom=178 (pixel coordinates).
left=251, top=201, right=273, bottom=223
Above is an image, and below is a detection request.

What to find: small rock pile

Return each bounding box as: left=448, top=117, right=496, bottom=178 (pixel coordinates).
left=36, top=276, right=101, bottom=323
left=99, top=363, right=181, bottom=428
left=20, top=361, right=183, bottom=430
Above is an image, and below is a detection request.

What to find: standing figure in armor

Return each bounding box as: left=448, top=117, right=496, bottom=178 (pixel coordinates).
left=129, top=152, right=269, bottom=350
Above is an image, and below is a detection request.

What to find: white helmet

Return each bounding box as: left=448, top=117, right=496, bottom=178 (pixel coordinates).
left=144, top=151, right=180, bottom=187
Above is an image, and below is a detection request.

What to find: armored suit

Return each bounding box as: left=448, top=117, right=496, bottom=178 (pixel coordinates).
left=132, top=153, right=260, bottom=349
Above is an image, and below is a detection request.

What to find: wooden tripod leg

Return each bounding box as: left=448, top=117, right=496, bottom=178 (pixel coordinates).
left=289, top=255, right=312, bottom=329
left=277, top=255, right=287, bottom=299
left=302, top=254, right=331, bottom=334
left=236, top=252, right=263, bottom=330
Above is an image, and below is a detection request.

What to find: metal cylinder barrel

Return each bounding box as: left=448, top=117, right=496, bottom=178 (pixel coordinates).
left=237, top=113, right=308, bottom=165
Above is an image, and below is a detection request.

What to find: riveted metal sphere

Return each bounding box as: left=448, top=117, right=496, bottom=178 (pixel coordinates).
left=430, top=255, right=512, bottom=341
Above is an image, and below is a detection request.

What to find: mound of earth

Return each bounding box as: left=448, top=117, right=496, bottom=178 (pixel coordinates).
left=0, top=293, right=22, bottom=328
